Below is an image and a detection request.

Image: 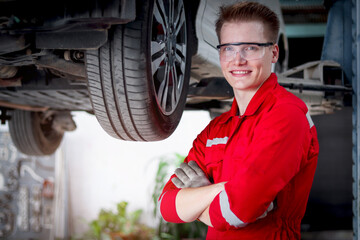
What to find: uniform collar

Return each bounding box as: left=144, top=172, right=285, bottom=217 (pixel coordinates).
left=220, top=73, right=278, bottom=124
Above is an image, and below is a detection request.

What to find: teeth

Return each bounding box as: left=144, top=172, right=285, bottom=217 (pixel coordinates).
left=232, top=70, right=248, bottom=74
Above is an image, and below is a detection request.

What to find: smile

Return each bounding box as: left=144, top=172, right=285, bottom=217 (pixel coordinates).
left=231, top=70, right=250, bottom=74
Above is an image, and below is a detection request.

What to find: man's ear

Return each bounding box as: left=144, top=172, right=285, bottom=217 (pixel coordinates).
left=272, top=44, right=279, bottom=63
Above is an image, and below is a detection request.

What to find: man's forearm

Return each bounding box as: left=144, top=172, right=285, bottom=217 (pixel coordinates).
left=176, top=182, right=225, bottom=222
left=198, top=206, right=212, bottom=227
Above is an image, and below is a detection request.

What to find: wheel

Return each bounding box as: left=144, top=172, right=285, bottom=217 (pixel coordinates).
left=86, top=0, right=191, bottom=141
left=8, top=110, right=64, bottom=156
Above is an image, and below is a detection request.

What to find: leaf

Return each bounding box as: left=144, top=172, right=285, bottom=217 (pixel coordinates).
left=160, top=232, right=175, bottom=239
left=130, top=209, right=143, bottom=223
left=117, top=201, right=128, bottom=218
left=89, top=220, right=102, bottom=238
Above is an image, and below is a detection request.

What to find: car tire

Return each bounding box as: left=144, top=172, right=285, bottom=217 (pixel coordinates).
left=86, top=0, right=191, bottom=141
left=8, top=110, right=64, bottom=156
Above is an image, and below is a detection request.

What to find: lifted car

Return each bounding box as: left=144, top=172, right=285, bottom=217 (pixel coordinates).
left=0, top=0, right=192, bottom=155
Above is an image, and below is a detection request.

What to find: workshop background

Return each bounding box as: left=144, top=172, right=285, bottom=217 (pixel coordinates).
left=0, top=0, right=355, bottom=239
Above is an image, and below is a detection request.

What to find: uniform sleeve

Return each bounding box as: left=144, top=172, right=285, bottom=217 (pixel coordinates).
left=209, top=104, right=313, bottom=231
left=158, top=123, right=211, bottom=222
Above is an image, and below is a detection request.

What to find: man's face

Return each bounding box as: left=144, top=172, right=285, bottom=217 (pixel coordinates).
left=219, top=21, right=279, bottom=94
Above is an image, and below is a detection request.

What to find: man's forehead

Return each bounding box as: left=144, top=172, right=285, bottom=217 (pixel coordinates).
left=221, top=21, right=271, bottom=42
left=220, top=21, right=267, bottom=39
left=221, top=20, right=266, bottom=31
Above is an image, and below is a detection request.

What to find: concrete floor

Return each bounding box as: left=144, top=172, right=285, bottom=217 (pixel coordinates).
left=301, top=230, right=352, bottom=240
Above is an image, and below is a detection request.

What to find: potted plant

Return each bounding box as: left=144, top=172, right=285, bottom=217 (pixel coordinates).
left=82, top=201, right=154, bottom=240
left=151, top=153, right=207, bottom=240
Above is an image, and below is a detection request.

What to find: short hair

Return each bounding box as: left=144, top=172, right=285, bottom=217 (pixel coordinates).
left=215, top=1, right=280, bottom=43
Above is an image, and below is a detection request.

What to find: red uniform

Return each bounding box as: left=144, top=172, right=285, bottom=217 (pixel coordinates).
left=159, top=73, right=319, bottom=239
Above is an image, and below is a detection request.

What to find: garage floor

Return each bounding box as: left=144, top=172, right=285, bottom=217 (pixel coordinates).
left=301, top=230, right=352, bottom=240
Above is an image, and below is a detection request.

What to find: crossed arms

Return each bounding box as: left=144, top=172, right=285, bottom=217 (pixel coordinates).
left=171, top=161, right=226, bottom=226
left=169, top=161, right=273, bottom=228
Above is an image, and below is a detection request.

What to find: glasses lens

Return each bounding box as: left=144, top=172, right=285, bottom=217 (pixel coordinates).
left=241, top=44, right=264, bottom=60
left=219, top=45, right=235, bottom=62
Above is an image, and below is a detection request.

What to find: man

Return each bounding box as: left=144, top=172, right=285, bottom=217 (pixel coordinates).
left=159, top=1, right=319, bottom=239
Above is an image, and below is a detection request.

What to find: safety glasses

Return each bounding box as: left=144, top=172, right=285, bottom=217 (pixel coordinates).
left=216, top=42, right=274, bottom=62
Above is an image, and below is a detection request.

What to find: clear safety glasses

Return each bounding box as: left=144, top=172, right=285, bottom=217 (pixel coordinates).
left=216, top=42, right=274, bottom=62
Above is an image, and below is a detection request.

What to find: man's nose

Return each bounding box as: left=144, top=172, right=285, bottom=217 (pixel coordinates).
left=233, top=51, right=247, bottom=64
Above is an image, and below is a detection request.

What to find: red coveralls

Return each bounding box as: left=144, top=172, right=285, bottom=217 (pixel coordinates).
left=159, top=73, right=319, bottom=239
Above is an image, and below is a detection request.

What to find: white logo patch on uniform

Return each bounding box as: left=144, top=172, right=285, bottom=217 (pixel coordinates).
left=206, top=137, right=229, bottom=147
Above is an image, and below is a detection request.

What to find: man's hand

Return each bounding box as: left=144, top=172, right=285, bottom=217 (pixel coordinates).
left=172, top=161, right=211, bottom=188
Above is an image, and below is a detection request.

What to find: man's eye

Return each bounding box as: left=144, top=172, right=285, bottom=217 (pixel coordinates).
left=223, top=46, right=234, bottom=52
left=244, top=45, right=259, bottom=51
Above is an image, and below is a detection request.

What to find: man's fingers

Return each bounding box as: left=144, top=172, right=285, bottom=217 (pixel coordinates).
left=188, top=161, right=206, bottom=176
left=171, top=177, right=185, bottom=188
left=180, top=162, right=197, bottom=178
left=174, top=168, right=190, bottom=182
left=174, top=162, right=210, bottom=188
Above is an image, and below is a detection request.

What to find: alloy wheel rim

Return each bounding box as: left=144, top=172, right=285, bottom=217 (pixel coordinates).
left=151, top=0, right=187, bottom=115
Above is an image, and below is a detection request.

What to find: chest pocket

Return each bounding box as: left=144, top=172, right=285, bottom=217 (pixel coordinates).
left=204, top=137, right=228, bottom=182
left=231, top=136, right=250, bottom=161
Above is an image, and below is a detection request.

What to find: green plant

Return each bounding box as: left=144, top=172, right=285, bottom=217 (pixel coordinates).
left=81, top=201, right=154, bottom=240
left=152, top=153, right=207, bottom=240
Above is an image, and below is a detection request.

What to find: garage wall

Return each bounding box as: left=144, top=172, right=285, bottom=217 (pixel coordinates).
left=62, top=110, right=211, bottom=237
left=302, top=107, right=353, bottom=231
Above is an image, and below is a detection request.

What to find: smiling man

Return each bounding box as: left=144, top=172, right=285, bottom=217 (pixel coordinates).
left=159, top=2, right=319, bottom=239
